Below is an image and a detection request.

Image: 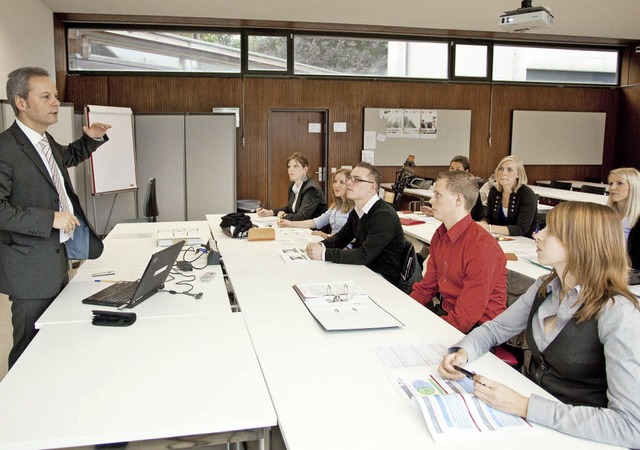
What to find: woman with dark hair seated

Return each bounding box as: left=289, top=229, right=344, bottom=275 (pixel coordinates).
left=257, top=152, right=327, bottom=221
left=440, top=202, right=640, bottom=448
left=478, top=155, right=537, bottom=237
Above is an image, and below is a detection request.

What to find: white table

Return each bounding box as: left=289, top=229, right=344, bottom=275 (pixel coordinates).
left=206, top=214, right=620, bottom=450
left=529, top=185, right=609, bottom=205
left=381, top=182, right=553, bottom=212
left=0, top=314, right=276, bottom=450
left=537, top=180, right=609, bottom=192
left=36, top=221, right=231, bottom=328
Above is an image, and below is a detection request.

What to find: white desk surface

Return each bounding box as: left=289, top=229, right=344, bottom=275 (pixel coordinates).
left=207, top=215, right=619, bottom=450
left=0, top=314, right=276, bottom=450
left=381, top=183, right=553, bottom=211
left=529, top=185, right=609, bottom=204
left=36, top=221, right=230, bottom=328
left=537, top=180, right=609, bottom=192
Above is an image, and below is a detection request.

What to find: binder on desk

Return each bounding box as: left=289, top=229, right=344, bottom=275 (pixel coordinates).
left=292, top=281, right=403, bottom=331
left=399, top=218, right=425, bottom=226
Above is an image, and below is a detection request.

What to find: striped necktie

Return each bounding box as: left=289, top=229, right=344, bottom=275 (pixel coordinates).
left=39, top=136, right=73, bottom=217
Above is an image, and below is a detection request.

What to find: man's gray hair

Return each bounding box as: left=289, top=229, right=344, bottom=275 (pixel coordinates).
left=6, top=67, right=50, bottom=116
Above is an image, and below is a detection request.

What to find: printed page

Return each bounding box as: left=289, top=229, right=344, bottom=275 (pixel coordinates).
left=382, top=363, right=535, bottom=442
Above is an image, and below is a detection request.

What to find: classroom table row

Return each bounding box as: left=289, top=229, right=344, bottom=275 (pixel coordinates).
left=536, top=180, right=609, bottom=192
left=206, top=213, right=621, bottom=450
left=380, top=182, right=608, bottom=207
left=0, top=221, right=277, bottom=450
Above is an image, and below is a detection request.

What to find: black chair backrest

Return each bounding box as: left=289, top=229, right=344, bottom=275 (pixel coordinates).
left=143, top=178, right=159, bottom=222
left=550, top=180, right=572, bottom=191
left=579, top=184, right=607, bottom=195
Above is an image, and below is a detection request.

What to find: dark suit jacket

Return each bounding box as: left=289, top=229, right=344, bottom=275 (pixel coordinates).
left=274, top=178, right=327, bottom=221
left=483, top=184, right=537, bottom=237
left=322, top=199, right=406, bottom=286
left=0, top=121, right=106, bottom=299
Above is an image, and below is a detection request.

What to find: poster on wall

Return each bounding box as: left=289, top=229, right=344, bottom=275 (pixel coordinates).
left=403, top=109, right=421, bottom=138
left=385, top=109, right=404, bottom=138
left=420, top=110, right=438, bottom=139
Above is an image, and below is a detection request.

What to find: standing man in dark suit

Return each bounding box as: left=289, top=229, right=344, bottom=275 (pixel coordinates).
left=0, top=67, right=111, bottom=368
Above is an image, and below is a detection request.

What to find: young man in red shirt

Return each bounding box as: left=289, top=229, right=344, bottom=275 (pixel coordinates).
left=410, top=170, right=507, bottom=333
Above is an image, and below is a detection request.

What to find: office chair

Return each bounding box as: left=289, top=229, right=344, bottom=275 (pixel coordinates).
left=550, top=180, right=572, bottom=191
left=397, top=241, right=422, bottom=294
left=579, top=184, right=607, bottom=195
left=143, top=177, right=159, bottom=222
left=120, top=177, right=159, bottom=223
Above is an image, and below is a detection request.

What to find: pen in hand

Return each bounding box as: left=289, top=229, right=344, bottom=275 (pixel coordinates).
left=453, top=365, right=488, bottom=387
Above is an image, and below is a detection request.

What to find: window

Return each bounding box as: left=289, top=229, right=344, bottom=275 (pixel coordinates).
left=247, top=34, right=288, bottom=72
left=293, top=35, right=448, bottom=79
left=492, top=45, right=618, bottom=85
left=454, top=44, right=488, bottom=78
left=65, top=26, right=621, bottom=87
left=68, top=28, right=242, bottom=72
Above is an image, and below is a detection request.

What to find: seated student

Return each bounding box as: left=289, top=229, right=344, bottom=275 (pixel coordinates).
left=478, top=155, right=537, bottom=237
left=257, top=152, right=327, bottom=221
left=439, top=202, right=640, bottom=448
left=410, top=171, right=507, bottom=333
left=306, top=162, right=407, bottom=287
left=279, top=168, right=354, bottom=238
left=420, top=155, right=483, bottom=220
left=607, top=167, right=640, bottom=272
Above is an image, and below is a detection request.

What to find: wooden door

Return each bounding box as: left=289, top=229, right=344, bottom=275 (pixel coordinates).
left=268, top=110, right=327, bottom=210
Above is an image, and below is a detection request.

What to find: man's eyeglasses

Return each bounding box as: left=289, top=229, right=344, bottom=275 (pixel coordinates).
left=347, top=176, right=374, bottom=185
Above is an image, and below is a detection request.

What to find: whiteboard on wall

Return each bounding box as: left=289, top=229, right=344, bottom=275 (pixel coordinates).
left=363, top=108, right=471, bottom=166
left=85, top=105, right=137, bottom=194
left=511, top=110, right=605, bottom=165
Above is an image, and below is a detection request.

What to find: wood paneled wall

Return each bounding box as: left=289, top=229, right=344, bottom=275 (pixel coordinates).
left=64, top=75, right=620, bottom=201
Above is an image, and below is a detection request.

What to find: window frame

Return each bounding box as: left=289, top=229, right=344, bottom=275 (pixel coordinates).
left=63, top=22, right=622, bottom=87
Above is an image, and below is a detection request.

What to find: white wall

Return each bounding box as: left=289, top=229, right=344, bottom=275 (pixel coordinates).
left=0, top=0, right=55, bottom=101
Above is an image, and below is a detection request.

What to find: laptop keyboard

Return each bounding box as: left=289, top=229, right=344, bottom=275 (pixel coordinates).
left=110, top=283, right=138, bottom=303
left=92, top=282, right=139, bottom=304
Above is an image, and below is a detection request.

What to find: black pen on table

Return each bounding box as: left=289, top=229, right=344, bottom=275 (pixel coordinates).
left=453, top=365, right=488, bottom=387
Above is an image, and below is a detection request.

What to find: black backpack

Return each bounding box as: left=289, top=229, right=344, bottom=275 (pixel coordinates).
left=220, top=213, right=254, bottom=239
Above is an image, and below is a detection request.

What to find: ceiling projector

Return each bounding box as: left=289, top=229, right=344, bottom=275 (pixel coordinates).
left=499, top=1, right=554, bottom=32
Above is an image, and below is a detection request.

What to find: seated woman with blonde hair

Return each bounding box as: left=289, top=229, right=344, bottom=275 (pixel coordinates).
left=439, top=201, right=640, bottom=448
left=607, top=167, right=640, bottom=273
left=478, top=155, right=537, bottom=237
left=279, top=168, right=354, bottom=239
left=257, top=152, right=327, bottom=221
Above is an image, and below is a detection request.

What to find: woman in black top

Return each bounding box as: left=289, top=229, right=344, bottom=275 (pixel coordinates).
left=257, top=152, right=327, bottom=221
left=478, top=155, right=537, bottom=237
left=607, top=167, right=640, bottom=272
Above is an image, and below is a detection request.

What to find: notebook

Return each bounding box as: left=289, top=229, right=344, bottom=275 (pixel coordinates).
left=82, top=240, right=185, bottom=309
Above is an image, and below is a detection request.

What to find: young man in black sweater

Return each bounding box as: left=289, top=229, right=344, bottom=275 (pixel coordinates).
left=306, top=162, right=406, bottom=286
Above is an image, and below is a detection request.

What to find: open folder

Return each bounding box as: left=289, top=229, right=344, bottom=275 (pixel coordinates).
left=292, top=281, right=403, bottom=331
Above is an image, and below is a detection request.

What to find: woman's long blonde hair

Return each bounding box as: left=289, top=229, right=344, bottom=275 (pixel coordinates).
left=537, top=202, right=638, bottom=322
left=331, top=168, right=355, bottom=213
left=607, top=167, right=640, bottom=228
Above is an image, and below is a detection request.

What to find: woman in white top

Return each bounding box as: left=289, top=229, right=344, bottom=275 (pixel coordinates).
left=279, top=168, right=354, bottom=239
left=439, top=201, right=640, bottom=448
